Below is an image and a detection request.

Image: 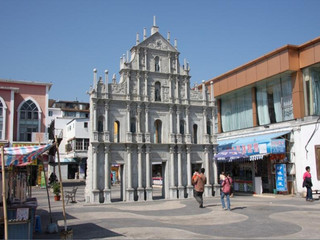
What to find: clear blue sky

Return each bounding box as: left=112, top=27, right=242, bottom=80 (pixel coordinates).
left=1, top=0, right=320, bottom=102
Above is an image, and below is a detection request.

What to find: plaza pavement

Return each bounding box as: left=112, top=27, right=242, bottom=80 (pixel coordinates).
left=33, top=180, right=320, bottom=239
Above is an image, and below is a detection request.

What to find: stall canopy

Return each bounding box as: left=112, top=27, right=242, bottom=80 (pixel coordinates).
left=217, top=131, right=291, bottom=161
left=0, top=144, right=53, bottom=166
left=214, top=149, right=249, bottom=162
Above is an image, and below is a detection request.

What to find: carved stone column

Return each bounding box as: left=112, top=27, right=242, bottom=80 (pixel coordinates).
left=136, top=48, right=140, bottom=70
left=126, top=146, right=134, bottom=201
left=126, top=103, right=132, bottom=142
left=144, top=49, right=147, bottom=71
left=145, top=104, right=150, bottom=143
left=185, top=106, right=191, bottom=144
left=136, top=72, right=141, bottom=101
left=144, top=73, right=148, bottom=101
left=92, top=102, right=98, bottom=141
left=211, top=108, right=217, bottom=144
left=137, top=104, right=143, bottom=143
left=175, top=77, right=179, bottom=104
left=204, top=146, right=212, bottom=197
left=186, top=146, right=193, bottom=198
left=169, top=75, right=173, bottom=102
left=137, top=145, right=144, bottom=201
left=104, top=103, right=110, bottom=142
left=103, top=145, right=111, bottom=203
left=176, top=107, right=182, bottom=144
left=126, top=72, right=130, bottom=100
left=168, top=52, right=172, bottom=74
left=203, top=107, right=209, bottom=144
left=175, top=53, right=178, bottom=74
left=92, top=144, right=99, bottom=203
left=212, top=147, right=220, bottom=197
left=145, top=145, right=152, bottom=201
left=169, top=106, right=175, bottom=143
left=169, top=145, right=177, bottom=199
left=177, top=146, right=185, bottom=199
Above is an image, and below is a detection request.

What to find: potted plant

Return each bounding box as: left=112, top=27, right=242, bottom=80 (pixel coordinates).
left=52, top=182, right=61, bottom=201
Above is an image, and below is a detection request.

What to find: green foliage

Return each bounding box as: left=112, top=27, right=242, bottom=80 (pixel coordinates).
left=52, top=182, right=61, bottom=196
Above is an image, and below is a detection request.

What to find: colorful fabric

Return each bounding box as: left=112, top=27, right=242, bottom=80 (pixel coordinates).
left=0, top=144, right=53, bottom=166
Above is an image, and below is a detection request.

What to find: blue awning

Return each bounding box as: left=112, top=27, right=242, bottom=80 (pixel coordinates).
left=217, top=131, right=291, bottom=156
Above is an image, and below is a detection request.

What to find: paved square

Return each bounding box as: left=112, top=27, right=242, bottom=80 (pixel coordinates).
left=34, top=182, right=320, bottom=239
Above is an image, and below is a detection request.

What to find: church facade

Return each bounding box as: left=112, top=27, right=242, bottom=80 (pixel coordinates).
left=85, top=18, right=218, bottom=203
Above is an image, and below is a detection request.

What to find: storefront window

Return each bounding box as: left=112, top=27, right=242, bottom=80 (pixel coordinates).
left=256, top=75, right=293, bottom=125
left=303, top=65, right=320, bottom=116
left=221, top=87, right=253, bottom=132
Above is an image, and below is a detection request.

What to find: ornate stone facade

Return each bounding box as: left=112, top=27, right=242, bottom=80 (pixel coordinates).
left=85, top=18, right=218, bottom=203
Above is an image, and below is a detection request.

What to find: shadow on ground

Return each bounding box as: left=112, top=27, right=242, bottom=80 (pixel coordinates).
left=34, top=209, right=123, bottom=239
left=34, top=223, right=123, bottom=239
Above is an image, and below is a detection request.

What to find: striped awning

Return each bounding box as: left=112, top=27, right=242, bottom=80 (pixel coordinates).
left=0, top=144, right=53, bottom=166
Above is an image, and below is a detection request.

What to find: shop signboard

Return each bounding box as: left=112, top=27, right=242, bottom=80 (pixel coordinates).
left=271, top=139, right=286, bottom=153
left=231, top=139, right=286, bottom=156
left=275, top=164, right=287, bottom=191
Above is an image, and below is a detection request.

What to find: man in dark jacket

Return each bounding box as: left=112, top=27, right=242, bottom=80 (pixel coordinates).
left=193, top=168, right=207, bottom=208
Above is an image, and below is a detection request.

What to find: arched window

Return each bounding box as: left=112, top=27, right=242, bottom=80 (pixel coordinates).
left=192, top=124, right=198, bottom=144
left=114, top=121, right=120, bottom=143
left=207, top=121, right=211, bottom=135
left=180, top=120, right=185, bottom=134
left=154, top=120, right=162, bottom=143
left=18, top=99, right=40, bottom=141
left=0, top=100, right=4, bottom=140
left=155, top=82, right=161, bottom=101
left=130, top=117, right=136, bottom=133
left=155, top=56, right=160, bottom=72
left=98, top=116, right=104, bottom=132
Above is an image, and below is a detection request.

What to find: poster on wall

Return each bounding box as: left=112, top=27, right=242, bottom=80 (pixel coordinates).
left=275, top=164, right=287, bottom=191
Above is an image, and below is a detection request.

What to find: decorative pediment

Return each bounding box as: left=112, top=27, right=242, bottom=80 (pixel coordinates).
left=137, top=32, right=177, bottom=52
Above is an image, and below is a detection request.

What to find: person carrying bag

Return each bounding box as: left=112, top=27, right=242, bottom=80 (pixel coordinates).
left=220, top=172, right=233, bottom=210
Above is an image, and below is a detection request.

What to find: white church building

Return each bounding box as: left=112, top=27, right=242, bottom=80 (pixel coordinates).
left=85, top=18, right=218, bottom=203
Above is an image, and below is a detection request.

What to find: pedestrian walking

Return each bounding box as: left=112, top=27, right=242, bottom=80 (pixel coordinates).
left=303, top=166, right=313, bottom=202
left=49, top=172, right=57, bottom=185
left=193, top=168, right=206, bottom=208
left=221, top=172, right=232, bottom=210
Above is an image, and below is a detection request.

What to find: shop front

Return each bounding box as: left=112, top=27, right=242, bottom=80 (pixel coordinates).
left=0, top=144, right=53, bottom=239
left=217, top=131, right=292, bottom=194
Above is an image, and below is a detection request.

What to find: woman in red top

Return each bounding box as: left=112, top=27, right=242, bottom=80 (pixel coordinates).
left=303, top=166, right=313, bottom=201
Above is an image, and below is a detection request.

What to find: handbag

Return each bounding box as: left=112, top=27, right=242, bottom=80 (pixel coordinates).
left=226, top=177, right=233, bottom=195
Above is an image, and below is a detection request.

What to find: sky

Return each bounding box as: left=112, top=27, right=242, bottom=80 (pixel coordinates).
left=1, top=0, right=320, bottom=102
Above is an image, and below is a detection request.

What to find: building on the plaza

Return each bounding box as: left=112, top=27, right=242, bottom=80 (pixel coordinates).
left=0, top=78, right=52, bottom=185
left=47, top=100, right=90, bottom=180
left=85, top=17, right=218, bottom=203
left=0, top=78, right=51, bottom=146
left=204, top=36, right=320, bottom=196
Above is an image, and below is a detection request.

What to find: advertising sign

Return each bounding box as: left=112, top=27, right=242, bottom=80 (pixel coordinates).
left=275, top=164, right=287, bottom=191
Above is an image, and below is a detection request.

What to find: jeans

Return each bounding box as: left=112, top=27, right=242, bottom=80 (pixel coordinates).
left=306, top=187, right=313, bottom=200
left=221, top=192, right=230, bottom=209
left=194, top=191, right=204, bottom=207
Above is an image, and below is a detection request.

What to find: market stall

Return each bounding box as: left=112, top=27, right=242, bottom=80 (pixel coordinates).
left=0, top=144, right=53, bottom=239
